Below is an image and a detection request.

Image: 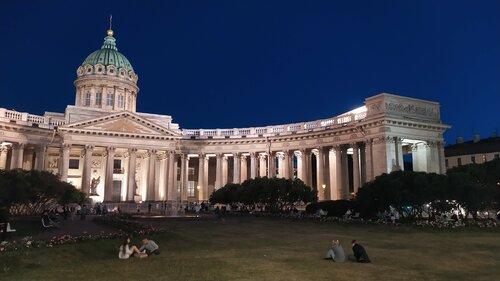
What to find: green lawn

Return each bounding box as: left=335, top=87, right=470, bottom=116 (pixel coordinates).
left=1, top=217, right=500, bottom=281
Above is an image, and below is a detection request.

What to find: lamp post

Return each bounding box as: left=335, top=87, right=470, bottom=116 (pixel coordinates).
left=322, top=184, right=326, bottom=200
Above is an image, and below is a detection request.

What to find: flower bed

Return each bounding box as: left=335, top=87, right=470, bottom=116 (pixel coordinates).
left=0, top=215, right=164, bottom=253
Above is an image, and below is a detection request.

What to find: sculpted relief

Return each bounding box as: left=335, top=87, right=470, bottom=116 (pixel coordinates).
left=384, top=102, right=439, bottom=120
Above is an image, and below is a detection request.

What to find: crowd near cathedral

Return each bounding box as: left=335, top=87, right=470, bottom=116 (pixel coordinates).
left=0, top=25, right=450, bottom=209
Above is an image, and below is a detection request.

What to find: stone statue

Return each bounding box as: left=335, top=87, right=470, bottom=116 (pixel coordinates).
left=90, top=176, right=100, bottom=196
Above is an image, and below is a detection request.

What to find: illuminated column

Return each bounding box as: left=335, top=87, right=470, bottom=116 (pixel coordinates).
left=222, top=155, right=228, bottom=186
left=203, top=155, right=209, bottom=197
left=127, top=148, right=137, bottom=201
left=296, top=152, right=303, bottom=180
left=259, top=154, right=266, bottom=177
left=341, top=146, right=349, bottom=199
left=334, top=145, right=343, bottom=200
left=35, top=145, right=47, bottom=171
left=352, top=143, right=360, bottom=194
left=299, top=148, right=311, bottom=186
left=81, top=145, right=94, bottom=194
left=233, top=152, right=241, bottom=184
left=240, top=154, right=248, bottom=182
left=0, top=147, right=8, bottom=170
left=104, top=146, right=115, bottom=202
left=364, top=139, right=373, bottom=182
left=147, top=149, right=157, bottom=201
left=250, top=152, right=257, bottom=179
left=167, top=151, right=176, bottom=200
left=277, top=153, right=284, bottom=178
left=215, top=153, right=223, bottom=188
left=60, top=144, right=70, bottom=182
left=12, top=143, right=25, bottom=169
left=160, top=153, right=169, bottom=201
left=180, top=154, right=189, bottom=201
left=198, top=154, right=205, bottom=200
left=268, top=152, right=276, bottom=178
left=322, top=147, right=331, bottom=199
left=285, top=151, right=293, bottom=179
left=316, top=148, right=325, bottom=200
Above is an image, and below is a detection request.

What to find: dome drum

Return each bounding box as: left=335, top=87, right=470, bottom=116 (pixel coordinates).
left=76, top=64, right=138, bottom=83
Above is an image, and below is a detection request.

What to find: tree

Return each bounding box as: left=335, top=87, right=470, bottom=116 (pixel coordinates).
left=0, top=169, right=86, bottom=218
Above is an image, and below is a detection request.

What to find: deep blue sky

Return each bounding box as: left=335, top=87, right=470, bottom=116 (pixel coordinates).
left=1, top=1, right=499, bottom=144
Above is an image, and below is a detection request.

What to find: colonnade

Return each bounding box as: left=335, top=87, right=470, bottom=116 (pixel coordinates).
left=0, top=136, right=446, bottom=203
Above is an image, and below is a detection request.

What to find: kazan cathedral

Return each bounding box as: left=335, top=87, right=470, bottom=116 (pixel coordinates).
left=0, top=26, right=450, bottom=208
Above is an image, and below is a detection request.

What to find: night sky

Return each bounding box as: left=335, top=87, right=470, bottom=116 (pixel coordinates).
left=1, top=0, right=499, bottom=144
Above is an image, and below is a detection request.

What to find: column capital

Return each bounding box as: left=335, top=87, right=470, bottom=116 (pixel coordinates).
left=240, top=154, right=247, bottom=161
left=106, top=146, right=116, bottom=152
left=14, top=143, right=26, bottom=149
left=350, top=142, right=359, bottom=149
left=299, top=148, right=311, bottom=155
left=258, top=153, right=267, bottom=160
left=216, top=152, right=224, bottom=158
left=84, top=145, right=95, bottom=150
left=249, top=152, right=257, bottom=158
left=128, top=147, right=138, bottom=154
left=198, top=153, right=205, bottom=158
left=233, top=152, right=241, bottom=157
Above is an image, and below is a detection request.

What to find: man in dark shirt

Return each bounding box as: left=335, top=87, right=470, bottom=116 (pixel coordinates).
left=351, top=240, right=371, bottom=263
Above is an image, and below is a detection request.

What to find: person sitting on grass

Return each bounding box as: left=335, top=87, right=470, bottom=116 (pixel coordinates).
left=351, top=240, right=371, bottom=263
left=139, top=238, right=160, bottom=256
left=325, top=239, right=346, bottom=262
left=119, top=237, right=148, bottom=259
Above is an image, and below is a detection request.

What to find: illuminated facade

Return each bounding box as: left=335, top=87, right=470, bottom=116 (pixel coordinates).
left=0, top=27, right=450, bottom=204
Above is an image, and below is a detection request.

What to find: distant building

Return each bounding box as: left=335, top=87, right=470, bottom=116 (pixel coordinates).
left=445, top=135, right=500, bottom=169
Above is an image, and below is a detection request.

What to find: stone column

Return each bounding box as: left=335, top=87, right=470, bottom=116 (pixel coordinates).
left=59, top=144, right=70, bottom=182
left=341, top=146, right=349, bottom=199
left=147, top=149, right=157, bottom=201
left=180, top=154, right=189, bottom=201
left=316, top=148, right=325, bottom=200
left=334, top=146, right=343, bottom=200
left=127, top=148, right=137, bottom=201
left=81, top=145, right=94, bottom=194
left=394, top=137, right=404, bottom=171
left=198, top=154, right=205, bottom=200
left=215, top=153, right=223, bottom=189
left=259, top=154, right=267, bottom=177
left=222, top=155, right=228, bottom=186
left=285, top=151, right=293, bottom=179
left=0, top=147, right=8, bottom=170
left=203, top=155, right=209, bottom=198
left=160, top=153, right=169, bottom=201
left=299, top=149, right=311, bottom=186
left=352, top=143, right=360, bottom=194
left=296, top=152, right=303, bottom=180
left=167, top=151, right=176, bottom=200
left=104, top=146, right=115, bottom=202
left=277, top=153, right=284, bottom=178
left=364, top=139, right=373, bottom=182
left=12, top=143, right=25, bottom=169
left=240, top=154, right=248, bottom=182
left=268, top=152, right=276, bottom=178
left=23, top=149, right=34, bottom=170
left=173, top=155, right=179, bottom=196
left=35, top=145, right=47, bottom=171
left=233, top=152, right=241, bottom=184
left=322, top=147, right=331, bottom=199
left=438, top=141, right=446, bottom=174
left=250, top=152, right=257, bottom=179
left=359, top=143, right=367, bottom=185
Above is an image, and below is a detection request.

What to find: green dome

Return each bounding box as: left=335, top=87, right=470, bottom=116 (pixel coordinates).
left=82, top=34, right=134, bottom=72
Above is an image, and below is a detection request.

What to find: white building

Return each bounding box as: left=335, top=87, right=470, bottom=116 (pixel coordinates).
left=0, top=27, right=450, bottom=204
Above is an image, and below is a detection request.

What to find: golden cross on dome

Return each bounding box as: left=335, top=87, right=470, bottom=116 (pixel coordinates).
left=107, top=15, right=114, bottom=37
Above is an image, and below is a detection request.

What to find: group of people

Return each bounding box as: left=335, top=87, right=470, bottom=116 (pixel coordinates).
left=325, top=239, right=371, bottom=263
left=119, top=237, right=160, bottom=259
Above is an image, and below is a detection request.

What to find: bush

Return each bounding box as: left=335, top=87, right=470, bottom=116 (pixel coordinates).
left=305, top=200, right=351, bottom=217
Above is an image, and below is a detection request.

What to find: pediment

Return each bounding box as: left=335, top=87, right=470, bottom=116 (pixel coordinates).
left=60, top=111, right=180, bottom=137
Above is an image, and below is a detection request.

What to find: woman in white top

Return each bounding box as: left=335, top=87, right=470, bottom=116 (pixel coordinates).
left=119, top=237, right=147, bottom=259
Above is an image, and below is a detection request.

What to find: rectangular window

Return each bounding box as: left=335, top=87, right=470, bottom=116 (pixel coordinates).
left=471, top=156, right=476, bottom=164
left=188, top=181, right=195, bottom=197
left=113, top=159, right=121, bottom=169
left=106, top=93, right=114, bottom=106
left=457, top=158, right=462, bottom=166
left=69, top=159, right=79, bottom=169
left=117, top=95, right=124, bottom=108
left=95, top=93, right=102, bottom=105
left=188, top=167, right=195, bottom=176
left=84, top=93, right=91, bottom=106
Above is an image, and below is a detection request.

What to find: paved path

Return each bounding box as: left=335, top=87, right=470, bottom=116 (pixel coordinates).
left=35, top=215, right=117, bottom=240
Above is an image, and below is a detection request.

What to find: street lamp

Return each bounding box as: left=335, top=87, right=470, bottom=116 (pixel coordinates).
left=322, top=184, right=326, bottom=199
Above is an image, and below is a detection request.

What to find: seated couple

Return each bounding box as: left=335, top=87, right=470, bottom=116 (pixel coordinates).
left=119, top=237, right=160, bottom=259
left=325, top=239, right=371, bottom=263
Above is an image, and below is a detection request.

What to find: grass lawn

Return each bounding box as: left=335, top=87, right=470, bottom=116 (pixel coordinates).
left=1, top=216, right=499, bottom=281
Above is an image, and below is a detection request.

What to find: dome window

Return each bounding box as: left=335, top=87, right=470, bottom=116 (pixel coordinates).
left=110, top=69, right=114, bottom=73
left=98, top=68, right=102, bottom=72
